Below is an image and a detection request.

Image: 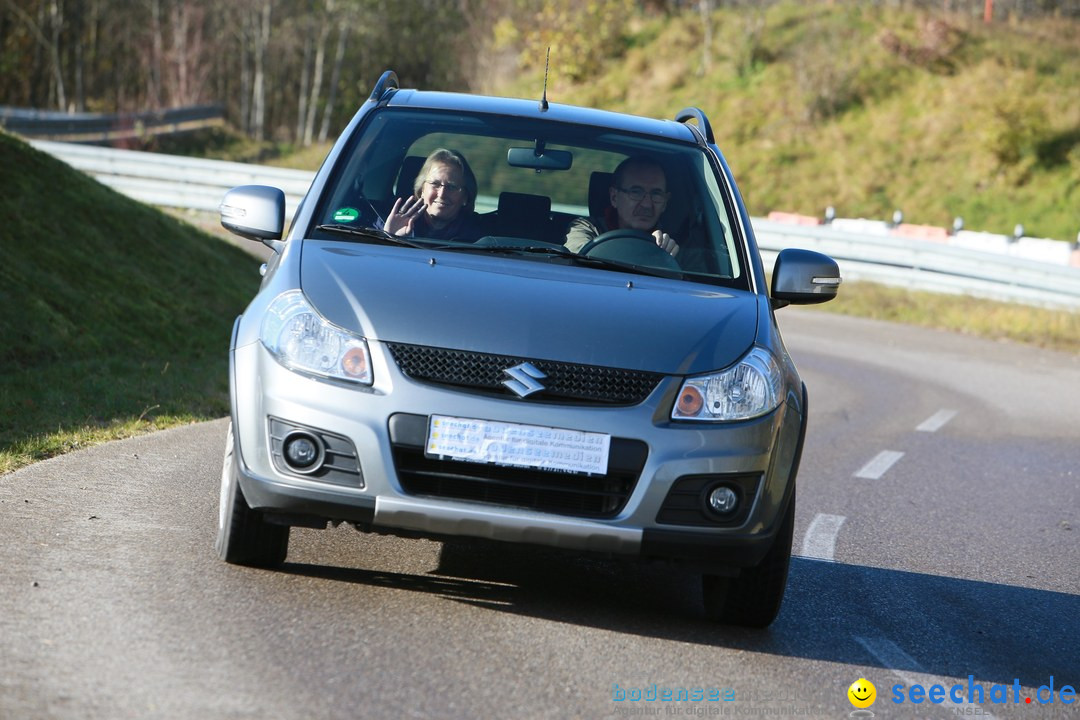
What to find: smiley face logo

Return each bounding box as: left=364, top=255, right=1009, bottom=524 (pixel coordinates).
left=847, top=678, right=876, bottom=708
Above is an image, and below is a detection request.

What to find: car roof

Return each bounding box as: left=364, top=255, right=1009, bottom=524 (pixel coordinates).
left=385, top=89, right=701, bottom=145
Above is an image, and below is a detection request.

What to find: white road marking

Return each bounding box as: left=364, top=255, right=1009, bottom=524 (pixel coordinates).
left=854, top=450, right=905, bottom=479
left=854, top=636, right=996, bottom=718
left=917, top=409, right=957, bottom=432
left=799, top=513, right=846, bottom=561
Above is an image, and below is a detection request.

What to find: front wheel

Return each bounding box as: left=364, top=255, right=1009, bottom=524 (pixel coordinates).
left=702, top=489, right=794, bottom=628
left=215, top=422, right=289, bottom=567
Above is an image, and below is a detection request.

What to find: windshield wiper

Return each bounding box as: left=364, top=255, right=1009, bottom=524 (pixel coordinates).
left=437, top=243, right=684, bottom=279
left=314, top=224, right=429, bottom=248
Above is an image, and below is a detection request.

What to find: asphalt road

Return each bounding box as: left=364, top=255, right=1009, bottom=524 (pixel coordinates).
left=2, top=310, right=1078, bottom=719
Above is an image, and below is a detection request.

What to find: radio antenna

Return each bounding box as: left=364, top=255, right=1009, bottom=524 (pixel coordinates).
left=539, top=47, right=550, bottom=111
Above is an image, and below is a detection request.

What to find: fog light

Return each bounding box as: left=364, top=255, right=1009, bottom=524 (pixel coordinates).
left=707, top=486, right=738, bottom=515
left=283, top=432, right=324, bottom=473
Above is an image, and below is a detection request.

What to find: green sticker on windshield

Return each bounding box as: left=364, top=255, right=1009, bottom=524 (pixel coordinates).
left=332, top=207, right=359, bottom=223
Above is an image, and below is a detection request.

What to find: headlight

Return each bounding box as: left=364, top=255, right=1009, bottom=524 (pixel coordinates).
left=672, top=347, right=783, bottom=422
left=260, top=291, right=372, bottom=385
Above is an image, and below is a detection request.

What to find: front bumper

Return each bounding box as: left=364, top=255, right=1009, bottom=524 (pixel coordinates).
left=230, top=335, right=805, bottom=571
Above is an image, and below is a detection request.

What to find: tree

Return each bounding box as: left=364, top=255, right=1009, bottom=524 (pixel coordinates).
left=700, top=0, right=713, bottom=75
left=317, top=22, right=348, bottom=143
left=2, top=0, right=66, bottom=109
left=251, top=0, right=271, bottom=140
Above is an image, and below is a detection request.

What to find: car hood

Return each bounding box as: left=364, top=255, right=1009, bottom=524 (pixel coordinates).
left=300, top=242, right=759, bottom=375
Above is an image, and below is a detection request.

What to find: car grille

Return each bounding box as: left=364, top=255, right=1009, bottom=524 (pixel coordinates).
left=385, top=342, right=663, bottom=405
left=388, top=414, right=647, bottom=519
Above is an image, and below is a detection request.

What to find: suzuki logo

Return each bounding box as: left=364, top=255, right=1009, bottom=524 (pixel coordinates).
left=502, top=362, right=547, bottom=398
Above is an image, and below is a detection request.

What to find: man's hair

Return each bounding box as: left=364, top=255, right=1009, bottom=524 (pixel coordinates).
left=414, top=148, right=478, bottom=208
left=612, top=155, right=667, bottom=189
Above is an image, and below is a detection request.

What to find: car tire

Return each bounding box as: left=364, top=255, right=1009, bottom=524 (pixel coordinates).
left=215, top=422, right=289, bottom=567
left=701, top=488, right=794, bottom=628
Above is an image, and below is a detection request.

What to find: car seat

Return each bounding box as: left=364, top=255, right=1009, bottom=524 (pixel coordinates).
left=588, top=171, right=614, bottom=219
left=395, top=155, right=426, bottom=198
left=493, top=192, right=553, bottom=243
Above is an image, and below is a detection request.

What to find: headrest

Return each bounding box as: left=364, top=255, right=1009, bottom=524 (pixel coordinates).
left=395, top=155, right=426, bottom=197
left=588, top=171, right=614, bottom=218
left=498, top=191, right=551, bottom=219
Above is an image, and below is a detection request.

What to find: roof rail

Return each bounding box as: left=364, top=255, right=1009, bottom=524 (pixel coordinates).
left=675, top=107, right=715, bottom=145
left=369, top=70, right=399, bottom=102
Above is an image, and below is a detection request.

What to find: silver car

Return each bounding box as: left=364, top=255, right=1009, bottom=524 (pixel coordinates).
left=215, top=71, right=840, bottom=627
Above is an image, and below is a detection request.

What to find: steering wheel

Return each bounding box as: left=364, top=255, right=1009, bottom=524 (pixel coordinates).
left=578, top=228, right=681, bottom=271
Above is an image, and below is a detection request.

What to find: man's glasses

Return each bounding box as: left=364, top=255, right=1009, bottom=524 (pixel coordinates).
left=425, top=180, right=464, bottom=194
left=617, top=186, right=668, bottom=203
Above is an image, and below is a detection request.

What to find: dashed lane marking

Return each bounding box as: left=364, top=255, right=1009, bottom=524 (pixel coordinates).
left=916, top=409, right=957, bottom=432
left=799, top=513, right=846, bottom=561
left=854, top=450, right=905, bottom=480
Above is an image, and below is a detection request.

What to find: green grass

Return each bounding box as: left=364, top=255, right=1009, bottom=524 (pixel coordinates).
left=814, top=281, right=1080, bottom=355
left=0, top=131, right=262, bottom=474
left=4, top=1, right=1080, bottom=474
left=148, top=125, right=334, bottom=170
left=494, top=1, right=1080, bottom=243
left=240, top=6, right=1080, bottom=244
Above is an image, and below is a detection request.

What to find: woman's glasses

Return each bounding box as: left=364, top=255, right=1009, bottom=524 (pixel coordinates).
left=424, top=180, right=464, bottom=194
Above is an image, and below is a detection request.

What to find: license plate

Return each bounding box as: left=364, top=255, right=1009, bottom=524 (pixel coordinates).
left=426, top=415, right=611, bottom=475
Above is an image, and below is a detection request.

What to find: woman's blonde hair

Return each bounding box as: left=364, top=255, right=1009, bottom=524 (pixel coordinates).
left=413, top=148, right=478, bottom=209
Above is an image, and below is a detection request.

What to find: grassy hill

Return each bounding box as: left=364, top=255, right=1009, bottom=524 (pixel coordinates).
left=0, top=131, right=262, bottom=473
left=167, top=4, right=1078, bottom=245
left=498, top=2, right=1080, bottom=242
left=2, top=3, right=1078, bottom=473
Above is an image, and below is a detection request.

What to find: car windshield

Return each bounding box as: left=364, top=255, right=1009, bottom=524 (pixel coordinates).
left=309, top=107, right=748, bottom=289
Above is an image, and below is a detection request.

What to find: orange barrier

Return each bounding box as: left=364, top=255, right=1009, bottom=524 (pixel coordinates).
left=891, top=223, right=950, bottom=242
left=766, top=211, right=821, bottom=226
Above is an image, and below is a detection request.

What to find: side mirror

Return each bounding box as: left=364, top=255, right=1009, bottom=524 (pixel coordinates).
left=770, top=248, right=841, bottom=309
left=220, top=185, right=286, bottom=250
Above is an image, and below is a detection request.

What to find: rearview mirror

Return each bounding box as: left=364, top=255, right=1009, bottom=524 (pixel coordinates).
left=507, top=147, right=573, bottom=171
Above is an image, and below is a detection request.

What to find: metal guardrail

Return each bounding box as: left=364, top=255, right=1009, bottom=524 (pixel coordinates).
left=753, top=220, right=1080, bottom=311
left=28, top=139, right=1080, bottom=311
left=30, top=139, right=313, bottom=219
left=4, top=105, right=224, bottom=143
